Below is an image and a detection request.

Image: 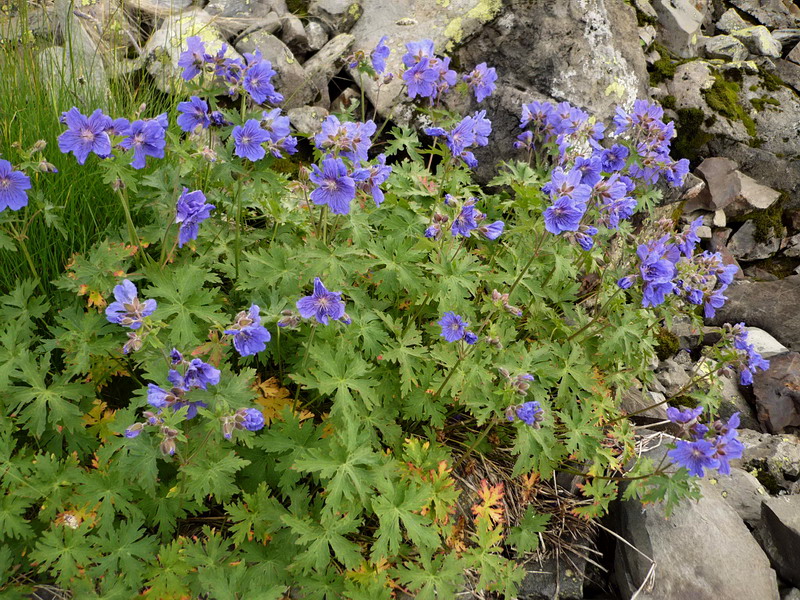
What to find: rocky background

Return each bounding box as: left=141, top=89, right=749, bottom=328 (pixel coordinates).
left=6, top=0, right=800, bottom=598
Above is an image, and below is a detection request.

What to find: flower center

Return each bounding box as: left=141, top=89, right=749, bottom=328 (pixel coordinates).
left=80, top=128, right=95, bottom=142
left=0, top=177, right=9, bottom=190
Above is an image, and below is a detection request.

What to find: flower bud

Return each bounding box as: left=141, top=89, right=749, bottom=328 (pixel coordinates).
left=112, top=178, right=125, bottom=191
left=38, top=160, right=58, bottom=173
left=160, top=438, right=176, bottom=456
left=31, top=139, right=47, bottom=152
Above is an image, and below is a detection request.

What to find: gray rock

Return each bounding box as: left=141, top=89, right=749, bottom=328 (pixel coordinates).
left=640, top=24, right=657, bottom=48
left=652, top=0, right=704, bottom=58
left=330, top=86, right=360, bottom=113
left=752, top=352, right=800, bottom=434
left=308, top=0, right=362, bottom=34
left=37, top=46, right=107, bottom=102
left=714, top=210, right=727, bottom=227
left=235, top=31, right=314, bottom=108
left=717, top=8, right=750, bottom=34
left=783, top=588, right=800, bottom=600
left=0, top=1, right=57, bottom=42
left=144, top=9, right=242, bottom=94
left=287, top=105, right=329, bottom=134
left=728, top=0, right=800, bottom=29
left=281, top=14, right=309, bottom=54
left=736, top=429, right=800, bottom=492
left=705, top=466, right=769, bottom=525
left=790, top=42, right=800, bottom=65
left=784, top=234, right=800, bottom=258
left=305, top=20, right=329, bottom=51
left=205, top=0, right=275, bottom=35
left=732, top=26, right=783, bottom=57
left=621, top=387, right=668, bottom=422
left=760, top=496, right=800, bottom=587
left=773, top=29, right=800, bottom=47
left=613, top=476, right=780, bottom=600
left=710, top=276, right=800, bottom=352
left=728, top=220, right=781, bottom=261
left=719, top=372, right=761, bottom=431
left=127, top=0, right=193, bottom=17
left=688, top=157, right=742, bottom=212
left=724, top=171, right=782, bottom=218
left=655, top=359, right=691, bottom=396
left=302, top=33, right=355, bottom=109
left=518, top=555, right=585, bottom=600
left=776, top=58, right=800, bottom=94
left=704, top=34, right=750, bottom=61
left=747, top=327, right=791, bottom=358
left=634, top=0, right=658, bottom=20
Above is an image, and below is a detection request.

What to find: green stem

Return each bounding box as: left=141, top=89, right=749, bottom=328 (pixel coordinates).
left=234, top=181, right=243, bottom=282
left=9, top=223, right=42, bottom=288
left=116, top=187, right=140, bottom=253
left=454, top=421, right=496, bottom=471
left=565, top=287, right=623, bottom=342
left=292, top=325, right=317, bottom=411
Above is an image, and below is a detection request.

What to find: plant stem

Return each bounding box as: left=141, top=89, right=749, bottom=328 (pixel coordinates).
left=292, top=325, right=317, bottom=411
left=234, top=181, right=242, bottom=281
left=117, top=187, right=140, bottom=253
left=8, top=223, right=41, bottom=287
left=565, top=287, right=623, bottom=342
left=609, top=371, right=715, bottom=424
left=454, top=421, right=496, bottom=471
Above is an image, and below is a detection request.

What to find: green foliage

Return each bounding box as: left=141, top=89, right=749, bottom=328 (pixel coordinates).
left=703, top=71, right=757, bottom=138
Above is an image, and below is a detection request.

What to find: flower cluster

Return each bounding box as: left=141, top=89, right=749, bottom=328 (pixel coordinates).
left=176, top=96, right=229, bottom=133
left=175, top=188, right=215, bottom=247
left=515, top=100, right=605, bottom=161
left=58, top=107, right=167, bottom=170
left=233, top=109, right=298, bottom=161
left=401, top=39, right=457, bottom=102
left=424, top=111, right=492, bottom=169
left=296, top=278, right=350, bottom=326
left=220, top=407, right=265, bottom=439
left=105, top=280, right=157, bottom=331
left=224, top=305, right=271, bottom=357
left=437, top=312, right=478, bottom=344
left=146, top=353, right=221, bottom=421
left=0, top=159, right=31, bottom=212
left=667, top=408, right=744, bottom=477
left=463, top=63, right=497, bottom=103
left=726, top=323, right=770, bottom=385
left=425, top=196, right=504, bottom=241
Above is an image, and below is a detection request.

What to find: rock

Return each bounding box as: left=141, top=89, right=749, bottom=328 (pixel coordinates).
left=65, top=0, right=136, bottom=59
left=634, top=0, right=658, bottom=20
left=144, top=9, right=242, bottom=94
left=747, top=327, right=791, bottom=358
left=714, top=210, right=727, bottom=227
left=128, top=0, right=193, bottom=17
left=688, top=157, right=742, bottom=212
left=652, top=0, right=704, bottom=58
left=50, top=0, right=110, bottom=97
left=518, top=555, right=585, bottom=600
left=281, top=14, right=309, bottom=55
left=305, top=20, right=329, bottom=52
left=790, top=42, right=800, bottom=65
left=760, top=496, right=800, bottom=587
left=776, top=58, right=800, bottom=94
left=37, top=46, right=107, bottom=101
left=0, top=1, right=57, bottom=42
left=287, top=105, right=329, bottom=134
left=784, top=589, right=800, bottom=600
left=235, top=31, right=314, bottom=108
left=737, top=429, right=800, bottom=492
left=704, top=35, right=750, bottom=61
left=728, top=221, right=781, bottom=261
left=640, top=24, right=657, bottom=48
left=732, top=26, right=783, bottom=58
left=655, top=359, right=691, bottom=396
left=717, top=8, right=750, bottom=34
left=330, top=87, right=360, bottom=113
left=752, top=352, right=800, bottom=434
left=709, top=228, right=745, bottom=279
left=697, top=225, right=712, bottom=239
left=621, top=388, right=668, bottom=422
left=784, top=234, right=800, bottom=258
left=308, top=0, right=362, bottom=34
left=706, top=466, right=769, bottom=525
left=719, top=372, right=761, bottom=430
left=724, top=171, right=782, bottom=219
left=773, top=29, right=800, bottom=47
left=301, top=33, right=355, bottom=110
left=745, top=266, right=781, bottom=281
left=205, top=0, right=275, bottom=35
left=728, top=0, right=800, bottom=30
left=710, top=275, right=800, bottom=351
left=613, top=476, right=780, bottom=600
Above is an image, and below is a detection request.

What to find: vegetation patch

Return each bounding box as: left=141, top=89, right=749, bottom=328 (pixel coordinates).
left=702, top=71, right=757, bottom=138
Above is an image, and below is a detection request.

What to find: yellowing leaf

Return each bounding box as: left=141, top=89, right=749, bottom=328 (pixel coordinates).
left=253, top=376, right=292, bottom=426
left=82, top=399, right=117, bottom=441
left=471, top=480, right=505, bottom=526
left=87, top=289, right=107, bottom=310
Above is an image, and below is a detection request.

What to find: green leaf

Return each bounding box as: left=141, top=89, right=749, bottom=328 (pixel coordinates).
left=181, top=450, right=251, bottom=503
left=506, top=507, right=550, bottom=554
left=31, top=523, right=94, bottom=586
left=371, top=480, right=439, bottom=560
left=282, top=510, right=362, bottom=571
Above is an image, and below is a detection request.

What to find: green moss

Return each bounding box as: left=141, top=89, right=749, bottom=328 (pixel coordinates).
left=749, top=460, right=783, bottom=494
left=285, top=0, right=308, bottom=15
left=661, top=95, right=676, bottom=110
left=738, top=201, right=784, bottom=244
left=654, top=328, right=680, bottom=361
left=672, top=107, right=714, bottom=162
left=749, top=96, right=780, bottom=112
left=667, top=395, right=699, bottom=409
left=702, top=72, right=757, bottom=138
left=758, top=67, right=784, bottom=92
left=634, top=7, right=657, bottom=27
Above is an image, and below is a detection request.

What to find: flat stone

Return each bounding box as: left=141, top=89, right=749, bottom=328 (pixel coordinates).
left=732, top=26, right=783, bottom=58
left=753, top=352, right=800, bottom=434
left=705, top=466, right=769, bottom=525
left=287, top=105, right=329, bottom=134
left=790, top=42, right=800, bottom=65
left=710, top=275, right=800, bottom=352
left=621, top=387, right=668, bottom=422
left=130, top=0, right=193, bottom=17
left=301, top=33, right=355, bottom=110
left=704, top=34, right=750, bottom=61
left=305, top=20, right=329, bottom=52
left=724, top=171, right=782, bottom=218
left=652, top=0, right=704, bottom=58
left=518, top=554, right=585, bottom=599
left=776, top=58, right=800, bottom=94
left=728, top=0, right=800, bottom=29
left=281, top=14, right=309, bottom=55
left=714, top=210, right=727, bottom=227
left=717, top=8, right=750, bottom=34
left=728, top=220, right=781, bottom=261
left=690, top=157, right=742, bottom=211
left=760, top=496, right=800, bottom=587
left=308, top=0, right=362, bottom=34
left=205, top=0, right=275, bottom=35
left=748, top=327, right=791, bottom=358
left=655, top=359, right=691, bottom=396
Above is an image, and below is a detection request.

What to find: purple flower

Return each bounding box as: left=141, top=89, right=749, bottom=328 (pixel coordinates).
left=600, top=144, right=629, bottom=172
left=371, top=36, right=390, bottom=74
left=463, top=62, right=497, bottom=103
left=515, top=401, right=544, bottom=426
left=642, top=281, right=674, bottom=308
left=309, top=156, right=358, bottom=215
left=402, top=39, right=435, bottom=67
left=177, top=96, right=211, bottom=132
left=224, top=305, right=271, bottom=357
left=261, top=108, right=292, bottom=141
left=358, top=154, right=392, bottom=206
left=712, top=417, right=744, bottom=475
left=175, top=188, right=215, bottom=248
left=57, top=107, right=112, bottom=165
left=296, top=277, right=346, bottom=325
left=0, top=160, right=31, bottom=212
left=242, top=408, right=265, bottom=431
left=451, top=203, right=479, bottom=237
left=342, top=120, right=376, bottom=163
left=617, top=275, right=636, bottom=289
left=183, top=358, right=221, bottom=390
left=543, top=196, right=585, bottom=235
left=232, top=119, right=270, bottom=162
left=575, top=225, right=598, bottom=251
left=478, top=221, right=504, bottom=240
left=666, top=406, right=703, bottom=424
left=119, top=115, right=168, bottom=170
left=177, top=36, right=208, bottom=81
left=677, top=216, right=703, bottom=258
left=243, top=53, right=281, bottom=105
left=403, top=57, right=438, bottom=99
left=543, top=167, right=592, bottom=204
left=668, top=439, right=719, bottom=477
left=464, top=331, right=479, bottom=345
left=170, top=348, right=184, bottom=364
left=574, top=156, right=602, bottom=187
left=105, top=279, right=157, bottom=330
left=438, top=312, right=469, bottom=342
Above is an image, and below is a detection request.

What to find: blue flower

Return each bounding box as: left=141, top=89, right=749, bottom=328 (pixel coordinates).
left=261, top=108, right=292, bottom=141
left=224, top=305, right=271, bottom=357
left=232, top=119, right=270, bottom=162
left=575, top=225, right=598, bottom=251
left=119, top=115, right=167, bottom=170
left=105, top=280, right=157, bottom=330
left=599, top=144, right=629, bottom=172
left=668, top=439, right=718, bottom=477
left=478, top=221, right=504, bottom=240
left=183, top=358, right=221, bottom=390
left=371, top=36, right=390, bottom=74
left=403, top=57, right=438, bottom=99
left=241, top=408, right=265, bottom=431
left=0, top=160, right=31, bottom=212
left=543, top=196, right=585, bottom=235
left=464, top=331, right=479, bottom=345
left=243, top=52, right=282, bottom=104
left=437, top=311, right=468, bottom=342
left=175, top=188, right=215, bottom=247
left=515, top=401, right=544, bottom=426
left=309, top=156, right=360, bottom=215
left=358, top=154, right=392, bottom=206
left=451, top=202, right=479, bottom=237
left=57, top=107, right=112, bottom=164
left=177, top=36, right=208, bottom=81
left=463, top=62, right=497, bottom=103
left=177, top=96, right=211, bottom=132
left=296, top=277, right=346, bottom=325
left=666, top=406, right=703, bottom=424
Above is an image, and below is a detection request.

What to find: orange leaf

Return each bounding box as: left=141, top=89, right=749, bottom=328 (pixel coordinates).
left=471, top=479, right=505, bottom=526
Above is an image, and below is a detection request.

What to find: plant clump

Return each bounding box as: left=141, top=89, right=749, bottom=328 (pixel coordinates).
left=702, top=71, right=757, bottom=138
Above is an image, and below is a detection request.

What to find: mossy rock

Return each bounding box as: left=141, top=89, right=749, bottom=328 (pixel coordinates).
left=702, top=71, right=757, bottom=138
left=654, top=327, right=680, bottom=361
left=672, top=107, right=714, bottom=162
left=749, top=96, right=780, bottom=112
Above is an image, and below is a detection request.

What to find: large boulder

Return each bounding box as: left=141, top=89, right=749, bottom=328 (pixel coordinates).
left=727, top=0, right=800, bottom=29
left=752, top=352, right=800, bottom=433
left=759, top=496, right=800, bottom=587
left=651, top=0, right=705, bottom=58
left=710, top=276, right=800, bottom=352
